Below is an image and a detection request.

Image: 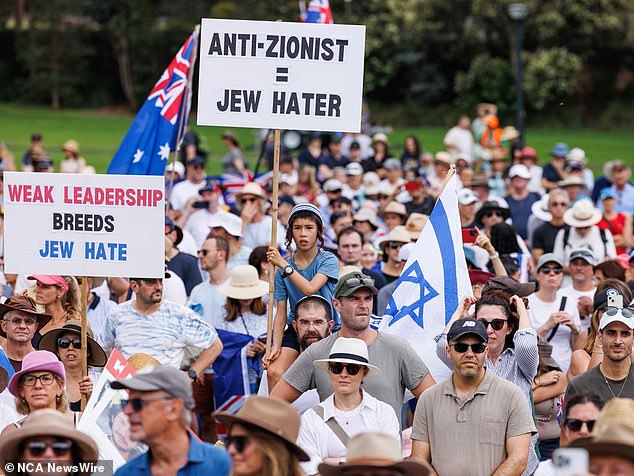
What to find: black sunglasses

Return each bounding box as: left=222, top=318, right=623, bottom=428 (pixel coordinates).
left=478, top=318, right=507, bottom=331
left=484, top=211, right=502, bottom=218
left=225, top=435, right=250, bottom=453
left=564, top=419, right=596, bottom=432
left=451, top=343, right=487, bottom=354
left=387, top=241, right=404, bottom=250
left=328, top=362, right=362, bottom=375
left=120, top=397, right=173, bottom=412
left=25, top=439, right=73, bottom=457
left=198, top=249, right=213, bottom=256
left=58, top=337, right=81, bottom=349
left=539, top=266, right=563, bottom=275
left=241, top=197, right=258, bottom=204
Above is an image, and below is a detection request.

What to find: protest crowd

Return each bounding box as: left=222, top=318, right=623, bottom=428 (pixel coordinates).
left=0, top=99, right=633, bottom=476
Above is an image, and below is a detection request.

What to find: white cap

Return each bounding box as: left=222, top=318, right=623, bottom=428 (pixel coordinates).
left=165, top=161, right=185, bottom=178
left=280, top=172, right=298, bottom=185
left=509, top=164, right=531, bottom=180
left=346, top=163, right=364, bottom=176
left=457, top=189, right=479, bottom=205
left=323, top=179, right=343, bottom=192
left=566, top=147, right=587, bottom=165
left=599, top=306, right=634, bottom=331
left=209, top=212, right=242, bottom=238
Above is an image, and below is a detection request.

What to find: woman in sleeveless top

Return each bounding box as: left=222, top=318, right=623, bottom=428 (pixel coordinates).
left=1, top=350, right=75, bottom=435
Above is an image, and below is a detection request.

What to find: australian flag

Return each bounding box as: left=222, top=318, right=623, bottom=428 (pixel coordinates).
left=300, top=0, right=334, bottom=24
left=107, top=31, right=197, bottom=175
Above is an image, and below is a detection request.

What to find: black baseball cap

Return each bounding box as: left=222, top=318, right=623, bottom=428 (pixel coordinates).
left=447, top=318, right=488, bottom=343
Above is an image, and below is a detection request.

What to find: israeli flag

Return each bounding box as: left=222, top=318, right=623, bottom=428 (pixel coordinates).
left=379, top=173, right=472, bottom=381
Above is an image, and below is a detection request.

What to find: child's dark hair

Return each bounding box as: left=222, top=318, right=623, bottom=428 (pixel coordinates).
left=285, top=211, right=324, bottom=251
left=475, top=290, right=518, bottom=350
left=490, top=223, right=522, bottom=254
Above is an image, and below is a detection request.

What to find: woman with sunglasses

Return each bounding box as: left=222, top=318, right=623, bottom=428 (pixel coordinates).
left=215, top=395, right=308, bottom=476
left=297, top=337, right=399, bottom=475
left=568, top=281, right=633, bottom=379
left=37, top=320, right=107, bottom=412
left=377, top=225, right=410, bottom=283
left=1, top=351, right=73, bottom=435
left=0, top=409, right=99, bottom=476
left=28, top=275, right=81, bottom=347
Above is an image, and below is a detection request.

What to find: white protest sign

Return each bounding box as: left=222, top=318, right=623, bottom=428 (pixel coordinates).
left=3, top=172, right=165, bottom=278
left=197, top=18, right=366, bottom=132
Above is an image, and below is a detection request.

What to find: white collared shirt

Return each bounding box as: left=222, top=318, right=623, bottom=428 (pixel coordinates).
left=297, top=390, right=400, bottom=476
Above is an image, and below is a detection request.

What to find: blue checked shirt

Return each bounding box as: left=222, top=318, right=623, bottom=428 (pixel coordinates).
left=103, top=300, right=218, bottom=368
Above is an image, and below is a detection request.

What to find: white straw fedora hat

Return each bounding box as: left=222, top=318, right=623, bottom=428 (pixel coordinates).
left=563, top=199, right=602, bottom=228
left=218, top=265, right=269, bottom=300
left=314, top=337, right=380, bottom=376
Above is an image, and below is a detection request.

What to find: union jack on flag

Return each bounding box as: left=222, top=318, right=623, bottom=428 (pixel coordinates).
left=218, top=171, right=274, bottom=206
left=107, top=30, right=197, bottom=175
left=300, top=0, right=334, bottom=24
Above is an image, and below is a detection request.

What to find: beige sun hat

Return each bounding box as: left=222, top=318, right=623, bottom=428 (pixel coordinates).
left=563, top=199, right=602, bottom=228
left=434, top=151, right=455, bottom=165
left=127, top=353, right=162, bottom=371
left=558, top=175, right=585, bottom=188
left=318, top=432, right=431, bottom=476
left=502, top=126, right=520, bottom=141
left=353, top=208, right=379, bottom=228
left=380, top=200, right=407, bottom=218
left=0, top=409, right=98, bottom=475
left=405, top=213, right=427, bottom=240
left=218, top=265, right=269, bottom=300
left=379, top=225, right=411, bottom=247
left=235, top=182, right=266, bottom=201
left=62, top=139, right=80, bottom=155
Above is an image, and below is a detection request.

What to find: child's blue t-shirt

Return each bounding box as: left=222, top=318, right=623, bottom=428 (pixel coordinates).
left=274, top=249, right=339, bottom=326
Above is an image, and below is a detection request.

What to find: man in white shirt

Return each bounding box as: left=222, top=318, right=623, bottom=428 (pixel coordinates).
left=560, top=249, right=597, bottom=331
left=169, top=156, right=207, bottom=211
left=182, top=181, right=229, bottom=248
left=443, top=115, right=474, bottom=163
left=528, top=254, right=583, bottom=373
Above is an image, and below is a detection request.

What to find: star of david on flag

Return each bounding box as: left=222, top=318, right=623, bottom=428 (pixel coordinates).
left=107, top=30, right=198, bottom=175
left=379, top=172, right=472, bottom=381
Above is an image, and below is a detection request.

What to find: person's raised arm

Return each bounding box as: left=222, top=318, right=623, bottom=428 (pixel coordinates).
left=510, top=295, right=539, bottom=380
left=473, top=228, right=507, bottom=276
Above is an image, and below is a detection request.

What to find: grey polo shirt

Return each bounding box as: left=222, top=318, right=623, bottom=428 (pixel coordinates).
left=411, top=369, right=536, bottom=476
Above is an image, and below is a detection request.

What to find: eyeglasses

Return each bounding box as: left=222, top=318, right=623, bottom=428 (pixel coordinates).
left=386, top=241, right=404, bottom=250
left=484, top=211, right=502, bottom=218
left=605, top=307, right=634, bottom=318
left=450, top=343, right=487, bottom=354
left=4, top=317, right=37, bottom=326
left=328, top=362, right=363, bottom=375
left=344, top=276, right=375, bottom=288
left=120, top=397, right=174, bottom=412
left=225, top=435, right=250, bottom=453
left=58, top=337, right=81, bottom=349
left=22, top=373, right=56, bottom=387
left=240, top=197, right=258, bottom=204
left=564, top=419, right=596, bottom=432
left=539, top=266, right=563, bottom=275
left=25, top=439, right=73, bottom=457
left=198, top=249, right=214, bottom=256
left=478, top=318, right=507, bottom=331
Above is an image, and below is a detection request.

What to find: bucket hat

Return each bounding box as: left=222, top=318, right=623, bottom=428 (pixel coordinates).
left=563, top=199, right=602, bottom=228
left=8, top=350, right=65, bottom=396
left=218, top=265, right=269, bottom=300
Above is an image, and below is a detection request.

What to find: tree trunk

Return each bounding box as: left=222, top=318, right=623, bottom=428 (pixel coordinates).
left=112, top=34, right=137, bottom=110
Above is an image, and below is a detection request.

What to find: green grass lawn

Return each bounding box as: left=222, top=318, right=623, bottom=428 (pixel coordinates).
left=0, top=103, right=630, bottom=175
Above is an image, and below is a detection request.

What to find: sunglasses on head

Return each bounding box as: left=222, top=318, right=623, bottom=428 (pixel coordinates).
left=564, top=419, right=596, bottom=432
left=484, top=211, right=502, bottom=218
left=344, top=276, right=375, bottom=288
left=24, top=439, right=73, bottom=457
left=539, top=266, right=563, bottom=275
left=450, top=343, right=487, bottom=354
left=605, top=307, right=634, bottom=318
left=58, top=337, right=81, bottom=349
left=478, top=318, right=507, bottom=331
left=328, top=362, right=363, bottom=375
left=225, top=435, right=250, bottom=453
left=240, top=197, right=258, bottom=204
left=120, top=396, right=174, bottom=412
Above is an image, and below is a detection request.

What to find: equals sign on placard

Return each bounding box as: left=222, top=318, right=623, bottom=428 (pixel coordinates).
left=275, top=67, right=289, bottom=83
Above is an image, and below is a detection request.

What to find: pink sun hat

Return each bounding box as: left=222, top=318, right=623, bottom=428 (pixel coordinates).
left=27, top=275, right=69, bottom=293
left=8, top=350, right=66, bottom=396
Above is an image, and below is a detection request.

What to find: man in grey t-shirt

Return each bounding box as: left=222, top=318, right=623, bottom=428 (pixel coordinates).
left=271, top=270, right=435, bottom=422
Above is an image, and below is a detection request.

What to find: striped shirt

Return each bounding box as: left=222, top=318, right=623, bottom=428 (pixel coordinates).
left=102, top=299, right=218, bottom=368
left=436, top=328, right=540, bottom=474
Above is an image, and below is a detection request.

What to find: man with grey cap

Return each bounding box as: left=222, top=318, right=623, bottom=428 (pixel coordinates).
left=565, top=291, right=634, bottom=403
left=112, top=365, right=231, bottom=476
left=528, top=253, right=583, bottom=374
left=410, top=318, right=536, bottom=476
left=561, top=248, right=597, bottom=328
left=271, top=270, right=435, bottom=423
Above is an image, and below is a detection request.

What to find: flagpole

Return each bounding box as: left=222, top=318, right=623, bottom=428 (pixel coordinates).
left=80, top=276, right=88, bottom=411
left=165, top=25, right=200, bottom=213
left=265, top=129, right=281, bottom=356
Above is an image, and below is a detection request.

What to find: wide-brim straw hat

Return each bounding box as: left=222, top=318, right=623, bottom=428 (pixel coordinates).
left=380, top=200, right=407, bottom=218
left=235, top=182, right=266, bottom=201
left=563, top=199, right=602, bottom=228
left=214, top=396, right=309, bottom=461
left=218, top=265, right=269, bottom=300
left=127, top=353, right=162, bottom=371
left=378, top=226, right=411, bottom=248
left=62, top=139, right=80, bottom=155
left=531, top=193, right=552, bottom=222
left=318, top=432, right=431, bottom=476
left=0, top=295, right=51, bottom=338
left=314, top=337, right=381, bottom=376
left=37, top=320, right=107, bottom=367
left=558, top=175, right=585, bottom=188
left=0, top=409, right=98, bottom=474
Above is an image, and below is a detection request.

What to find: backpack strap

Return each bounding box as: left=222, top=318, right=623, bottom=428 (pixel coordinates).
left=562, top=227, right=570, bottom=250
left=598, top=228, right=608, bottom=257
left=312, top=405, right=350, bottom=446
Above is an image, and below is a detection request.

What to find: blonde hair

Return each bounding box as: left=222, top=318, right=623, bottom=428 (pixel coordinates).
left=61, top=276, right=81, bottom=322
left=15, top=376, right=69, bottom=415
left=233, top=427, right=303, bottom=476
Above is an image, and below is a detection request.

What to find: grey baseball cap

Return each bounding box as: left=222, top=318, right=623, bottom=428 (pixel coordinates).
left=111, top=365, right=194, bottom=409
left=536, top=253, right=564, bottom=272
